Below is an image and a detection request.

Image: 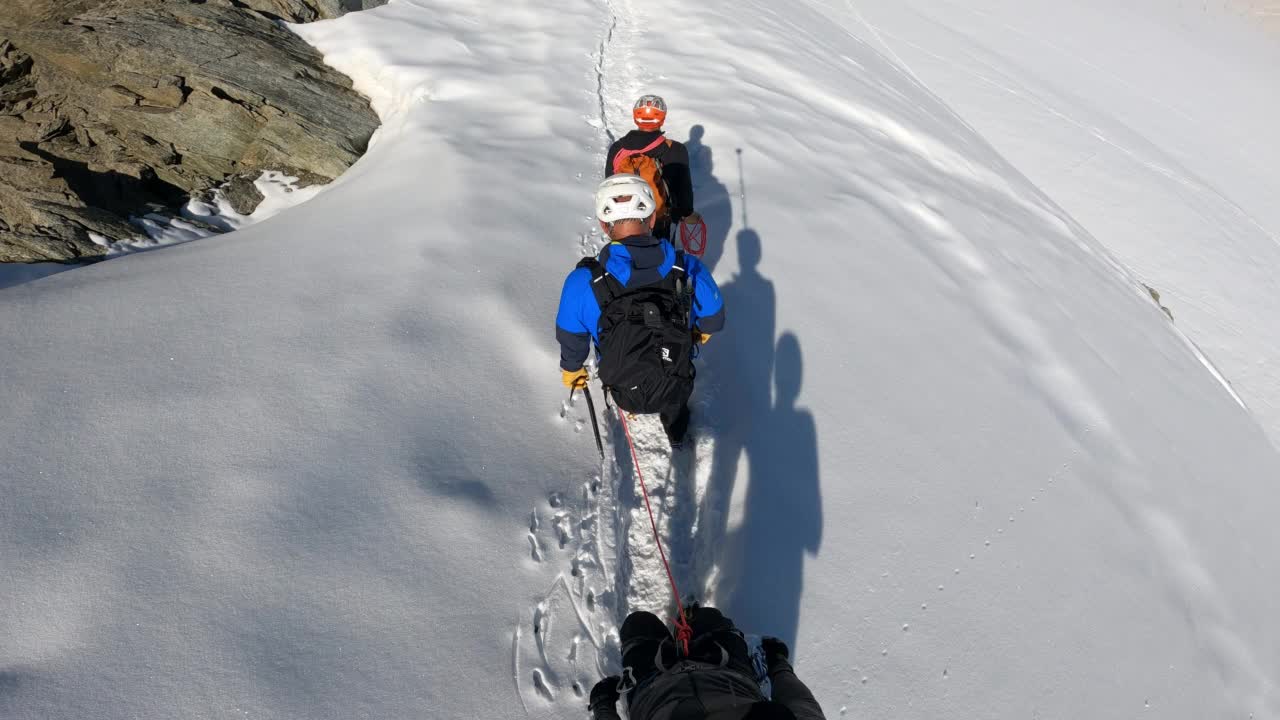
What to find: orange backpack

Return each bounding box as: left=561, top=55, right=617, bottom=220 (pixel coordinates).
left=612, top=135, right=671, bottom=221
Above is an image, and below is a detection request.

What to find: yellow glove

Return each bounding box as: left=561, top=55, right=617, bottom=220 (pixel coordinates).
left=683, top=211, right=703, bottom=225
left=562, top=367, right=589, bottom=389
left=698, top=332, right=712, bottom=344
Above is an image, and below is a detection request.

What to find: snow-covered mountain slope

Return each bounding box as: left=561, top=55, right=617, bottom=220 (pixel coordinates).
left=845, top=0, right=1280, bottom=447
left=3, top=1, right=1279, bottom=720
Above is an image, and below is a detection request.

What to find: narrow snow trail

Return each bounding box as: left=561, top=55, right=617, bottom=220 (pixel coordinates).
left=512, top=4, right=736, bottom=710
left=579, top=0, right=735, bottom=629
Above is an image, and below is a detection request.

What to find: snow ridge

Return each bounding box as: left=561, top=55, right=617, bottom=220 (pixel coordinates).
left=513, top=2, right=740, bottom=711
left=6, top=2, right=1280, bottom=719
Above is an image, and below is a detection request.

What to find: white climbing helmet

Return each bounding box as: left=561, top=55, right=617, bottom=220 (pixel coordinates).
left=595, top=174, right=656, bottom=223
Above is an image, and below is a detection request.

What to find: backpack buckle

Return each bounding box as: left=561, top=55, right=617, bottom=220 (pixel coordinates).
left=617, top=666, right=638, bottom=696
left=641, top=302, right=663, bottom=329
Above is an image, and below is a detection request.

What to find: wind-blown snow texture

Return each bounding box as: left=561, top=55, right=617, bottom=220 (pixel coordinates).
left=845, top=0, right=1280, bottom=448
left=2, top=1, right=1279, bottom=720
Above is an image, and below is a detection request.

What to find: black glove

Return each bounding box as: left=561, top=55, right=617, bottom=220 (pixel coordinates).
left=589, top=675, right=620, bottom=713
left=761, top=637, right=791, bottom=668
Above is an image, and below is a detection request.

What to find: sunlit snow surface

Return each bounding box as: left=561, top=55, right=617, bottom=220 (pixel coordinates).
left=844, top=0, right=1280, bottom=446
left=2, top=1, right=1279, bottom=720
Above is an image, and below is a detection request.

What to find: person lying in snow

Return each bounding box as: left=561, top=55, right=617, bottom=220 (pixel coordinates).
left=556, top=174, right=724, bottom=449
left=589, top=606, right=827, bottom=720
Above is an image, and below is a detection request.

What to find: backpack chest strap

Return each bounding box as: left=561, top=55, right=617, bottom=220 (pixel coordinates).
left=612, top=134, right=668, bottom=173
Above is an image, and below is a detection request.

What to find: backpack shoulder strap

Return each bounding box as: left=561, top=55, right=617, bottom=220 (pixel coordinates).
left=611, top=134, right=669, bottom=174
left=576, top=255, right=617, bottom=309
left=670, top=250, right=692, bottom=323
left=641, top=133, right=668, bottom=154
left=670, top=250, right=689, bottom=290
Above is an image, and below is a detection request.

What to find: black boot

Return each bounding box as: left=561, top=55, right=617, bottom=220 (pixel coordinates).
left=661, top=403, right=691, bottom=449
left=620, top=611, right=676, bottom=686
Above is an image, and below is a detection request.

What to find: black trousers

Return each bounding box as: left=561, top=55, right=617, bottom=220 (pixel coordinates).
left=658, top=381, right=693, bottom=444
left=620, top=607, right=755, bottom=690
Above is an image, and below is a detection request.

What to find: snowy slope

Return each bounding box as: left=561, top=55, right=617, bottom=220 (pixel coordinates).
left=3, top=1, right=1280, bottom=720
left=844, top=0, right=1280, bottom=446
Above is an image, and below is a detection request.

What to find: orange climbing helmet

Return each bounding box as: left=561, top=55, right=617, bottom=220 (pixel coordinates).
left=632, top=95, right=667, bottom=129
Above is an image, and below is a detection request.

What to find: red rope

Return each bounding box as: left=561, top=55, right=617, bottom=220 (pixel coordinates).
left=617, top=406, right=693, bottom=657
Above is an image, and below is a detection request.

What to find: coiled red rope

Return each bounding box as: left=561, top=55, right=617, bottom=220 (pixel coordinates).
left=616, top=406, right=693, bottom=656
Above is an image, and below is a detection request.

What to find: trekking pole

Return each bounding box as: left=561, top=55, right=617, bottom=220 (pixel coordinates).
left=582, top=383, right=604, bottom=459
left=569, top=381, right=605, bottom=459
left=736, top=148, right=748, bottom=228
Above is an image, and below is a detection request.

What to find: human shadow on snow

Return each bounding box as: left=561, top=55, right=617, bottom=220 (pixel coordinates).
left=695, top=227, right=776, bottom=589
left=720, top=332, right=822, bottom=654
left=683, top=125, right=733, bottom=273
left=695, top=226, right=823, bottom=654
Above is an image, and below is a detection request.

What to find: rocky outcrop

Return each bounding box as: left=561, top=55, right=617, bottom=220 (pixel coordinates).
left=0, top=0, right=381, bottom=263
left=236, top=0, right=388, bottom=23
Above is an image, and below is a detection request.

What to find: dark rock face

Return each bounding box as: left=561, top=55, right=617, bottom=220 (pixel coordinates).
left=237, top=0, right=388, bottom=22
left=0, top=0, right=380, bottom=263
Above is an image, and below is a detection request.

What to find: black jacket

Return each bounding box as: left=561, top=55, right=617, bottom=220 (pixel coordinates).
left=591, top=656, right=827, bottom=720
left=605, top=130, right=695, bottom=220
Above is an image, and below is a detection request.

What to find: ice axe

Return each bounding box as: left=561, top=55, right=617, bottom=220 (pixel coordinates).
left=568, top=380, right=605, bottom=459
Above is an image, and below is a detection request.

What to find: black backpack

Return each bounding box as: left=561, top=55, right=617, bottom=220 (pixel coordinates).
left=578, top=252, right=696, bottom=414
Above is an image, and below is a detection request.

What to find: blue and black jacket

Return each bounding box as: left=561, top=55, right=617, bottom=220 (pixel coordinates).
left=556, top=234, right=725, bottom=371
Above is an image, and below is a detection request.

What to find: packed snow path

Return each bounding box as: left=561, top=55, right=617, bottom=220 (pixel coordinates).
left=3, top=1, right=1280, bottom=720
